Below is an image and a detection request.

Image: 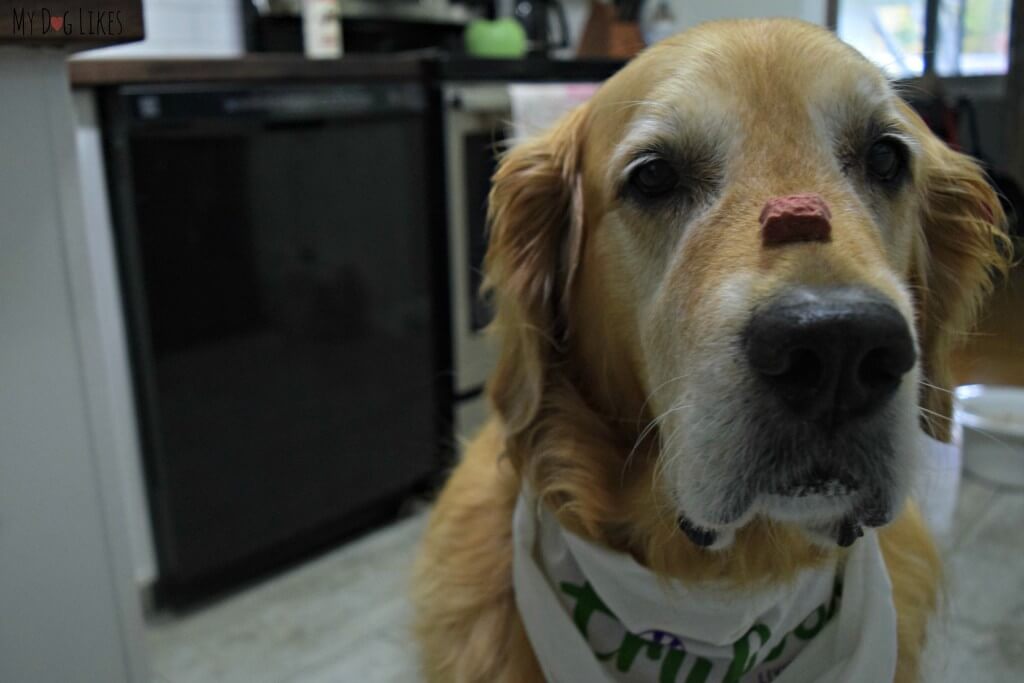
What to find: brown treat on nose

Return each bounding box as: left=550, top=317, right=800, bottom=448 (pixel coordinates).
left=760, top=193, right=833, bottom=245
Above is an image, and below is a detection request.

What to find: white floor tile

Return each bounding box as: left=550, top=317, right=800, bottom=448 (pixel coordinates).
left=149, top=513, right=426, bottom=683
left=943, top=491, right=1024, bottom=628
left=945, top=476, right=1001, bottom=550
left=295, top=635, right=421, bottom=683
left=923, top=485, right=1024, bottom=682
left=923, top=615, right=1024, bottom=682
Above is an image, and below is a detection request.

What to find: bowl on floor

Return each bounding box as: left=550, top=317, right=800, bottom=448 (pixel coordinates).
left=955, top=384, right=1024, bottom=488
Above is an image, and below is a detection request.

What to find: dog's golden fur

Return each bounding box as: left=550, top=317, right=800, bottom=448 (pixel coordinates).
left=413, top=19, right=1009, bottom=683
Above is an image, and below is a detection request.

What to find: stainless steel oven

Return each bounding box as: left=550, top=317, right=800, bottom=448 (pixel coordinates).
left=442, top=83, right=511, bottom=437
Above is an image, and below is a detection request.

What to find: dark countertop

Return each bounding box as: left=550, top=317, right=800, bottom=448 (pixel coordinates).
left=69, top=52, right=625, bottom=87
left=69, top=53, right=428, bottom=86
left=437, top=55, right=624, bottom=82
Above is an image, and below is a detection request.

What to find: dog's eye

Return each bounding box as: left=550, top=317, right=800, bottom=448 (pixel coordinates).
left=865, top=138, right=907, bottom=185
left=630, top=159, right=679, bottom=197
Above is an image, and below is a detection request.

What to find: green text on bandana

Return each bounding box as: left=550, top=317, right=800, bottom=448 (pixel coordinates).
left=559, top=578, right=843, bottom=683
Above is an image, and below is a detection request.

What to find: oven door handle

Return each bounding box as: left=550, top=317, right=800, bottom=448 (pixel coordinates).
left=262, top=119, right=332, bottom=131
left=445, top=87, right=511, bottom=115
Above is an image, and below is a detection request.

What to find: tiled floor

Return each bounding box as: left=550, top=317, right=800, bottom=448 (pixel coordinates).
left=147, top=511, right=428, bottom=683
left=148, top=478, right=1024, bottom=682
left=922, top=477, right=1024, bottom=682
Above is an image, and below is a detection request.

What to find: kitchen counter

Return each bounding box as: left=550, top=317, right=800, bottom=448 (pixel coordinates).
left=69, top=53, right=429, bottom=85
left=437, top=55, right=624, bottom=82
left=69, top=52, right=625, bottom=87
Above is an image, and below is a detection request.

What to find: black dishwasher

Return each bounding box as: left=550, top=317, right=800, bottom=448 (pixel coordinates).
left=101, top=82, right=450, bottom=604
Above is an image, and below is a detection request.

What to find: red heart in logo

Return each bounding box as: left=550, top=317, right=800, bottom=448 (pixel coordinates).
left=50, top=16, right=63, bottom=32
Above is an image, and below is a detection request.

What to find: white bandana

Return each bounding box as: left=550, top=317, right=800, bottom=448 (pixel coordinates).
left=512, top=492, right=898, bottom=683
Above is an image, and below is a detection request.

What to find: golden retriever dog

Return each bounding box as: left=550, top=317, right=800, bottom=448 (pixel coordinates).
left=413, top=19, right=1009, bottom=683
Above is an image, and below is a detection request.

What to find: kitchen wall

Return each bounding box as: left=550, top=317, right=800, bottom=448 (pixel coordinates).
left=553, top=0, right=826, bottom=56
left=665, top=0, right=825, bottom=27
left=79, top=0, right=243, bottom=57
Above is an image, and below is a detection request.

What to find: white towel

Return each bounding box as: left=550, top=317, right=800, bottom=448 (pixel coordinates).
left=508, top=83, right=601, bottom=142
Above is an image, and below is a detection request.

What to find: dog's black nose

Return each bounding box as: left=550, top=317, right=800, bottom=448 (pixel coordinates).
left=744, top=286, right=916, bottom=424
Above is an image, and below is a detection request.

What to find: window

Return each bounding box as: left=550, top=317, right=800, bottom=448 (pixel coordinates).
left=836, top=0, right=1014, bottom=77
left=936, top=0, right=1013, bottom=75
left=838, top=0, right=927, bottom=78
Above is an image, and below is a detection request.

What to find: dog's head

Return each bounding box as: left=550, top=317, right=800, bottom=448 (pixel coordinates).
left=485, top=20, right=1008, bottom=576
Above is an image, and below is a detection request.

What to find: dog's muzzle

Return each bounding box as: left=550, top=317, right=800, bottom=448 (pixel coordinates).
left=676, top=285, right=916, bottom=549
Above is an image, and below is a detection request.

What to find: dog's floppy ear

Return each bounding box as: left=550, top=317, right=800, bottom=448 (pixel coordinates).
left=483, top=105, right=589, bottom=436
left=904, top=104, right=1011, bottom=440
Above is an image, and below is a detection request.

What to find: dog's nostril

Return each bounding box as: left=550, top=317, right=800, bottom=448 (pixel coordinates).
left=778, top=348, right=824, bottom=388
left=858, top=347, right=902, bottom=389
left=744, top=285, right=916, bottom=424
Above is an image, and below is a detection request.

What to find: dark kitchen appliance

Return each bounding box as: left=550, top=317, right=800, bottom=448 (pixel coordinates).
left=513, top=0, right=569, bottom=55
left=100, top=80, right=451, bottom=604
